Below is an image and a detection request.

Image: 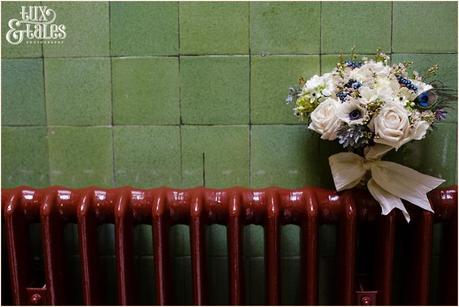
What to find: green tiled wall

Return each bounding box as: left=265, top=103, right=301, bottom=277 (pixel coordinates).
left=1, top=1, right=457, bottom=305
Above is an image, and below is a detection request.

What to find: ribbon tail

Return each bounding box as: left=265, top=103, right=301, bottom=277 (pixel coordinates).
left=367, top=178, right=411, bottom=222
left=371, top=161, right=444, bottom=214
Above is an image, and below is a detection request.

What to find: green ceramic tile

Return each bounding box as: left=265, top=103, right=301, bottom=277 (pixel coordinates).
left=281, top=225, right=300, bottom=257
left=432, top=223, right=443, bottom=256
left=64, top=255, right=83, bottom=305
left=1, top=127, right=49, bottom=188
left=97, top=224, right=115, bottom=256
left=281, top=257, right=301, bottom=305
left=393, top=2, right=457, bottom=53
left=134, top=257, right=156, bottom=304
left=247, top=257, right=265, bottom=305
left=207, top=225, right=227, bottom=256
left=42, top=2, right=109, bottom=57
left=45, top=58, right=111, bottom=126
left=113, top=126, right=181, bottom=188
left=1, top=59, right=45, bottom=126
left=181, top=56, right=249, bottom=124
left=110, top=2, right=178, bottom=56
left=112, top=58, right=179, bottom=125
left=208, top=257, right=229, bottom=305
left=181, top=125, right=249, bottom=188
left=321, top=2, right=391, bottom=53
left=170, top=224, right=190, bottom=256
left=172, top=257, right=192, bottom=305
left=318, top=256, right=336, bottom=305
left=244, top=225, right=264, bottom=257
left=133, top=225, right=153, bottom=256
left=251, top=55, right=320, bottom=124
left=430, top=255, right=441, bottom=304
left=1, top=2, right=42, bottom=58
left=250, top=2, right=320, bottom=54
left=98, top=256, right=117, bottom=305
left=319, top=225, right=337, bottom=257
left=251, top=125, right=322, bottom=188
left=243, top=255, right=251, bottom=302
left=28, top=223, right=43, bottom=258
left=47, top=127, right=114, bottom=187
left=63, top=224, right=79, bottom=256
left=385, top=123, right=457, bottom=187
left=391, top=54, right=458, bottom=123
left=179, top=2, right=249, bottom=54
left=318, top=139, right=343, bottom=189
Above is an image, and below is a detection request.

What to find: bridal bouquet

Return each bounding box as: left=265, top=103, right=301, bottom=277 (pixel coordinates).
left=286, top=51, right=456, bottom=221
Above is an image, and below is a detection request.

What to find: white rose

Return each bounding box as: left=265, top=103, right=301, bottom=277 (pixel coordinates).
left=412, top=120, right=430, bottom=140
left=308, top=98, right=342, bottom=140
left=371, top=102, right=412, bottom=150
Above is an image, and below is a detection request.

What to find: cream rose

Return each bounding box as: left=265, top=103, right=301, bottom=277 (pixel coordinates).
left=308, top=98, right=342, bottom=140
left=371, top=102, right=412, bottom=149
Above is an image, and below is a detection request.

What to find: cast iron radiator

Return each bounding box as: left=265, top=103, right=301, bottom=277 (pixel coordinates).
left=2, top=186, right=457, bottom=305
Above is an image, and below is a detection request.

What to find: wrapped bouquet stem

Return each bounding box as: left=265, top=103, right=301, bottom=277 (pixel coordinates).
left=286, top=50, right=456, bottom=222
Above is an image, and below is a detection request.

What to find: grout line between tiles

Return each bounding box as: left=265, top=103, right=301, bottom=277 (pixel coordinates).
left=248, top=2, right=252, bottom=189
left=247, top=2, right=253, bottom=290
left=319, top=1, right=322, bottom=75
left=40, top=22, right=52, bottom=187
left=390, top=1, right=394, bottom=55
left=178, top=2, right=184, bottom=183
left=108, top=2, right=117, bottom=187
left=3, top=52, right=458, bottom=62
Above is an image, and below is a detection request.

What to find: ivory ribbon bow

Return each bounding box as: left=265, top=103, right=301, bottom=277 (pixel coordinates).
left=328, top=144, right=445, bottom=222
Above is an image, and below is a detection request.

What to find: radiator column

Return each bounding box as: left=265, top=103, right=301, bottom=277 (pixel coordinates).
left=301, top=190, right=319, bottom=305
left=77, top=191, right=102, bottom=305
left=227, top=190, right=244, bottom=305
left=152, top=190, right=171, bottom=305
left=265, top=191, right=280, bottom=305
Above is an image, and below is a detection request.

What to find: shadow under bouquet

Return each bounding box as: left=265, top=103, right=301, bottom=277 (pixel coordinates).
left=286, top=50, right=457, bottom=222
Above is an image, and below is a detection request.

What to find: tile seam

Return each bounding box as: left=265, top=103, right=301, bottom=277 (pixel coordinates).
left=108, top=1, right=116, bottom=187
left=40, top=8, right=52, bottom=187
left=178, top=2, right=184, bottom=183
left=248, top=2, right=252, bottom=189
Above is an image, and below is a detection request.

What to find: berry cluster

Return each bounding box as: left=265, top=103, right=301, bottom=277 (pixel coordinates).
left=336, top=91, right=350, bottom=102
left=344, top=79, right=362, bottom=89
left=397, top=76, right=418, bottom=91
left=344, top=60, right=362, bottom=69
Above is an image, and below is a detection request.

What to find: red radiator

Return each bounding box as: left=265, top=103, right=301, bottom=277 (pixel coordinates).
left=2, top=186, right=457, bottom=305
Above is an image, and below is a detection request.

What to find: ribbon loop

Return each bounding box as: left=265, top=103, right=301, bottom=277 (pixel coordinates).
left=329, top=145, right=445, bottom=222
